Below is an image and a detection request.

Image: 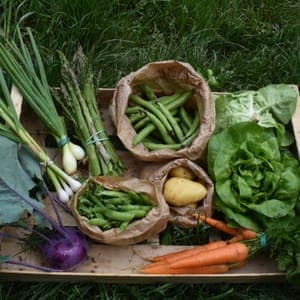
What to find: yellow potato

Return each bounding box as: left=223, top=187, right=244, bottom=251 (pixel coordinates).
left=163, top=177, right=207, bottom=207
left=169, top=166, right=195, bottom=180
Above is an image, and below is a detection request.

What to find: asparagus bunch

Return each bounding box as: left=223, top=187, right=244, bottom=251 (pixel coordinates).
left=54, top=48, right=124, bottom=176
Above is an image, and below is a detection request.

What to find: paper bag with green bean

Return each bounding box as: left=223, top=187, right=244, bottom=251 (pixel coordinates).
left=110, top=60, right=215, bottom=162
left=70, top=176, right=170, bottom=245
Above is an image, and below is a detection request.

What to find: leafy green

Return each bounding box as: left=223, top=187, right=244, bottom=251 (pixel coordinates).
left=207, top=122, right=300, bottom=231
left=214, top=84, right=297, bottom=145
left=265, top=216, right=300, bottom=278
left=0, top=136, right=43, bottom=225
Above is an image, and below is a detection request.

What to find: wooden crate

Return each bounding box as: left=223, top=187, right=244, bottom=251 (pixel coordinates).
left=0, top=86, right=299, bottom=283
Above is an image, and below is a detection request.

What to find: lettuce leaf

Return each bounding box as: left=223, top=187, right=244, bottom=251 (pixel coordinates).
left=214, top=84, right=298, bottom=146
left=207, top=122, right=300, bottom=231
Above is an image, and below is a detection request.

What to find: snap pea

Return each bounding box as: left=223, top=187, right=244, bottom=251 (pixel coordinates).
left=88, top=217, right=111, bottom=228
left=103, top=197, right=131, bottom=206
left=117, top=204, right=152, bottom=212
left=130, top=95, right=173, bottom=133
left=102, top=208, right=136, bottom=222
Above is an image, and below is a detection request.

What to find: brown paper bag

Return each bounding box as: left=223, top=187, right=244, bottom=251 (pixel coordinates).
left=140, top=158, right=214, bottom=228
left=70, top=176, right=170, bottom=245
left=110, top=60, right=215, bottom=162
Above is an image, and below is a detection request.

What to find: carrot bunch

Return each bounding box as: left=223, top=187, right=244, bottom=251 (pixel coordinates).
left=141, top=215, right=259, bottom=275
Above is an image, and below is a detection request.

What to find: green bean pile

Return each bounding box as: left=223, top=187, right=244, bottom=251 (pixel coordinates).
left=127, top=85, right=199, bottom=151
left=77, top=182, right=154, bottom=230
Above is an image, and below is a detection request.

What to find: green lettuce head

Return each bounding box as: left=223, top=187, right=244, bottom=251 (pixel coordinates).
left=207, top=122, right=300, bottom=231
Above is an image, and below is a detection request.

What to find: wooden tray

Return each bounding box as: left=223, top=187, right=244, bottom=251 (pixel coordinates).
left=0, top=86, right=299, bottom=283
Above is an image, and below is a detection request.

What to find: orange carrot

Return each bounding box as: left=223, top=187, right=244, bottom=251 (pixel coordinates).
left=141, top=263, right=230, bottom=274
left=194, top=214, right=240, bottom=236
left=169, top=242, right=249, bottom=269
left=151, top=240, right=227, bottom=262
left=228, top=229, right=257, bottom=243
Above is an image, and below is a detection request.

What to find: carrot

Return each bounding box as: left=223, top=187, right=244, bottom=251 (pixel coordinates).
left=151, top=240, right=227, bottom=262
left=169, top=242, right=249, bottom=269
left=228, top=229, right=257, bottom=243
left=141, top=263, right=230, bottom=274
left=194, top=214, right=240, bottom=236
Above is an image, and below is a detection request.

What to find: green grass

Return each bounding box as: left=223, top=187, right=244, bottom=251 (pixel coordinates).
left=0, top=0, right=300, bottom=298
left=0, top=281, right=299, bottom=300
left=2, top=0, right=299, bottom=90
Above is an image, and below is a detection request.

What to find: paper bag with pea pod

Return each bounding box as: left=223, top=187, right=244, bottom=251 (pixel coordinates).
left=140, top=158, right=214, bottom=228
left=110, top=60, right=215, bottom=162
left=70, top=176, right=170, bottom=245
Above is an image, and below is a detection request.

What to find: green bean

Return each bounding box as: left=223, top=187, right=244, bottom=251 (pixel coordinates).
left=142, top=141, right=182, bottom=151
left=128, top=111, right=145, bottom=123
left=179, top=106, right=193, bottom=128
left=133, top=115, right=151, bottom=131
left=130, top=95, right=173, bottom=133
left=126, top=105, right=143, bottom=114
left=139, top=84, right=157, bottom=101
left=145, top=111, right=175, bottom=144
left=156, top=92, right=182, bottom=105
left=133, top=123, right=155, bottom=146
left=156, top=101, right=185, bottom=142
left=165, top=90, right=194, bottom=111
left=185, top=111, right=200, bottom=138
left=182, top=128, right=200, bottom=147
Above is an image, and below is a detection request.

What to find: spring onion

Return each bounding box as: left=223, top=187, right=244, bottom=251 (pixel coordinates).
left=0, top=26, right=85, bottom=174
left=0, top=71, right=81, bottom=202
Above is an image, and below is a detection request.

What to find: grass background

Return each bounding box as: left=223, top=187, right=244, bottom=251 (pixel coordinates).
left=0, top=0, right=299, bottom=299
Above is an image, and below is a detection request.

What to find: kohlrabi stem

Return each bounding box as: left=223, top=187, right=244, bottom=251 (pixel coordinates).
left=0, top=177, right=70, bottom=240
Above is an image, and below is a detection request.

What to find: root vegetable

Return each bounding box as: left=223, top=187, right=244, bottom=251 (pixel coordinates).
left=163, top=177, right=207, bottom=206
left=169, top=166, right=195, bottom=180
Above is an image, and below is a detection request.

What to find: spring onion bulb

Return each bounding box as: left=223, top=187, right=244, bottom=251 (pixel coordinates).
left=0, top=26, right=85, bottom=174
left=69, top=142, right=85, bottom=160
left=62, top=143, right=78, bottom=175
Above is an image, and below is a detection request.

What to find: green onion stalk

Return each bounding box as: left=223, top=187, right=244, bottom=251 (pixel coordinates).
left=53, top=48, right=124, bottom=176
left=0, top=72, right=81, bottom=203
left=0, top=27, right=85, bottom=175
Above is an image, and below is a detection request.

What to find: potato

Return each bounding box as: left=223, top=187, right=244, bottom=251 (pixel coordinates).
left=169, top=166, right=195, bottom=180
left=163, top=177, right=207, bottom=207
